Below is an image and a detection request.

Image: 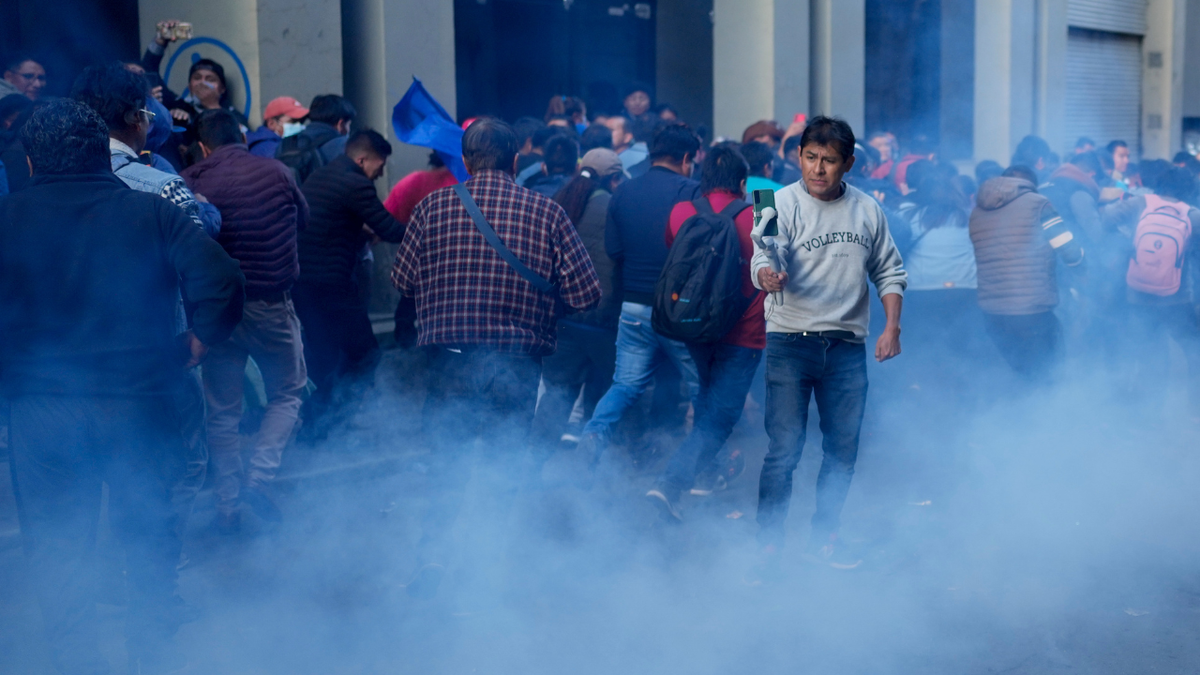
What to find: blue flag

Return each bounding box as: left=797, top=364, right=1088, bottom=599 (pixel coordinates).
left=392, top=77, right=468, bottom=181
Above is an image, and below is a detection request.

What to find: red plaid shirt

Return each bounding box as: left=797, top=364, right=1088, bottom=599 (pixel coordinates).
left=392, top=170, right=601, bottom=355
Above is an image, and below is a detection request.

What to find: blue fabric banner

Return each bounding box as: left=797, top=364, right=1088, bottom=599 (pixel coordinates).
left=392, top=77, right=468, bottom=181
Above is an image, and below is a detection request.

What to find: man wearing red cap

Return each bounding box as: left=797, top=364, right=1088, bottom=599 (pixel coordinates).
left=246, top=96, right=310, bottom=159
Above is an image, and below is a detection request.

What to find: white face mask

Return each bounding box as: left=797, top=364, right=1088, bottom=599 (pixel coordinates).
left=282, top=122, right=305, bottom=138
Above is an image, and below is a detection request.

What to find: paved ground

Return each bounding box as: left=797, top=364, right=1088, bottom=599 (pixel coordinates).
left=2, top=345, right=1200, bottom=674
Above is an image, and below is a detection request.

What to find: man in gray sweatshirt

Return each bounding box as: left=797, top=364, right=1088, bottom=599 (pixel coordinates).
left=752, top=116, right=907, bottom=571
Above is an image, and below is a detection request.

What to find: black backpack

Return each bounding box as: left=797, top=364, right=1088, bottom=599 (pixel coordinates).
left=275, top=127, right=338, bottom=185
left=652, top=197, right=753, bottom=343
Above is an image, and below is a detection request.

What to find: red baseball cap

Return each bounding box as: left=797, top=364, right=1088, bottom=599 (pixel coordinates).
left=263, top=96, right=309, bottom=121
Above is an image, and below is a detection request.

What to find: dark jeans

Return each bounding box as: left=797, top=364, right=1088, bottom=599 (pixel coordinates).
left=292, top=283, right=381, bottom=423
left=418, top=347, right=542, bottom=563
left=531, top=322, right=616, bottom=455
left=8, top=395, right=185, bottom=674
left=657, top=342, right=761, bottom=495
left=757, top=334, right=868, bottom=548
left=983, top=311, right=1062, bottom=381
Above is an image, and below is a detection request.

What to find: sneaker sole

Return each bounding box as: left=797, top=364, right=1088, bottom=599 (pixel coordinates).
left=645, top=490, right=682, bottom=521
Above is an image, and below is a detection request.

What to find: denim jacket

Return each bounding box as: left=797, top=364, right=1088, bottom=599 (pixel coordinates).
left=109, top=139, right=221, bottom=237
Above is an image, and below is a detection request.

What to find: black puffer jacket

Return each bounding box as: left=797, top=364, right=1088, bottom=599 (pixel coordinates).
left=298, top=154, right=406, bottom=290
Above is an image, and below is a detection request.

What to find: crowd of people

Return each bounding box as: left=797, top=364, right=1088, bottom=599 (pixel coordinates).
left=3, top=18, right=1200, bottom=674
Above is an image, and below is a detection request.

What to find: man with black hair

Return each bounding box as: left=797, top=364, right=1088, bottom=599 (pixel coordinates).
left=581, top=122, right=615, bottom=153
left=295, top=129, right=405, bottom=435
left=0, top=98, right=244, bottom=675
left=514, top=115, right=547, bottom=172
left=528, top=134, right=580, bottom=198
left=742, top=141, right=784, bottom=194
left=516, top=125, right=562, bottom=187
left=392, top=117, right=599, bottom=598
left=1, top=55, right=46, bottom=100
left=752, top=115, right=907, bottom=573
left=774, top=134, right=804, bottom=185
left=181, top=109, right=310, bottom=530
left=1075, top=136, right=1096, bottom=155
left=72, top=63, right=220, bottom=236
left=646, top=144, right=765, bottom=520
left=892, top=135, right=937, bottom=193
left=576, top=121, right=703, bottom=461
left=1011, top=134, right=1054, bottom=180
left=276, top=93, right=358, bottom=183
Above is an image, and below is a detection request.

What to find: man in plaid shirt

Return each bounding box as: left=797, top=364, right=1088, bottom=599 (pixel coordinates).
left=392, top=118, right=599, bottom=598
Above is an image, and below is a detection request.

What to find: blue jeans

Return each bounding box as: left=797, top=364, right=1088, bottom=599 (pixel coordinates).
left=581, top=302, right=700, bottom=443
left=657, top=342, right=761, bottom=495
left=756, top=333, right=868, bottom=548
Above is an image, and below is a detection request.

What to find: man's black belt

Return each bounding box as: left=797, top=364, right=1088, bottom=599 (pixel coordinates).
left=798, top=330, right=856, bottom=340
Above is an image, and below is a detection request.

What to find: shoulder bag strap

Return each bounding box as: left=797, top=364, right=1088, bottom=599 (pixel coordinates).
left=453, top=183, right=557, bottom=296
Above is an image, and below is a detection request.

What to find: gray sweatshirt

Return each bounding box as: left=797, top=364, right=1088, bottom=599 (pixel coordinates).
left=751, top=180, right=907, bottom=340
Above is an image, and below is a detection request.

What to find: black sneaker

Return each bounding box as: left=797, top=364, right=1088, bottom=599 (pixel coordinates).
left=242, top=485, right=282, bottom=523
left=405, top=563, right=447, bottom=600
left=802, top=534, right=862, bottom=570
left=645, top=486, right=683, bottom=521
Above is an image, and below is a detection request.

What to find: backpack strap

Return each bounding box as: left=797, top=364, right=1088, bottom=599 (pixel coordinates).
left=453, top=183, right=558, bottom=296
left=717, top=200, right=751, bottom=220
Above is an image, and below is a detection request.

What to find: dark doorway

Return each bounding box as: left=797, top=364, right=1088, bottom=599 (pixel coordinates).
left=454, top=0, right=657, bottom=123
left=865, top=0, right=973, bottom=160
left=2, top=0, right=140, bottom=98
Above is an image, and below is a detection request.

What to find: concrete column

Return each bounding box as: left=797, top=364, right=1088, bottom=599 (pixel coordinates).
left=809, top=0, right=864, bottom=133
left=342, top=0, right=456, bottom=181
left=1183, top=0, right=1200, bottom=118
left=139, top=0, right=342, bottom=127
left=712, top=0, right=809, bottom=141
left=1034, top=0, right=1068, bottom=154
left=973, top=0, right=1036, bottom=164
left=657, top=0, right=714, bottom=136
left=1143, top=0, right=1187, bottom=158
left=341, top=0, right=456, bottom=313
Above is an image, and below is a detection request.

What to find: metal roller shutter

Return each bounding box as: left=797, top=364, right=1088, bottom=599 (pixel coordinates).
left=1067, top=0, right=1147, bottom=35
left=1064, top=27, right=1142, bottom=154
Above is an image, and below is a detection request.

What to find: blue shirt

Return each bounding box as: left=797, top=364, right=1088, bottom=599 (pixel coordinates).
left=605, top=166, right=700, bottom=303
left=899, top=205, right=976, bottom=290
left=246, top=126, right=282, bottom=159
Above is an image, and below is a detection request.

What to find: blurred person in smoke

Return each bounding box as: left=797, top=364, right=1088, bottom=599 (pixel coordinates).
left=645, top=144, right=766, bottom=520
left=168, top=59, right=250, bottom=166
left=742, top=119, right=784, bottom=149
left=868, top=131, right=899, bottom=181
left=1107, top=140, right=1132, bottom=188
left=391, top=118, right=600, bottom=599
left=513, top=116, right=547, bottom=172
left=580, top=121, right=615, bottom=153
left=653, top=103, right=679, bottom=121
left=742, top=141, right=785, bottom=194
left=0, top=98, right=44, bottom=193
left=974, top=159, right=1004, bottom=187
left=0, top=99, right=243, bottom=675
left=246, top=95, right=310, bottom=159
left=605, top=114, right=648, bottom=172
left=531, top=148, right=625, bottom=457
left=181, top=109, right=310, bottom=531
left=545, top=94, right=589, bottom=133
left=527, top=134, right=580, bottom=198
left=574, top=122, right=702, bottom=465
left=1, top=55, right=47, bottom=100
left=122, top=62, right=185, bottom=172
left=294, top=130, right=405, bottom=438
left=1172, top=151, right=1200, bottom=179
left=969, top=165, right=1084, bottom=381
left=72, top=64, right=220, bottom=237
left=751, top=116, right=906, bottom=573
left=141, top=19, right=191, bottom=108
left=775, top=133, right=804, bottom=185
left=1075, top=136, right=1096, bottom=155
left=1011, top=135, right=1054, bottom=177
left=891, top=134, right=937, bottom=193
left=516, top=125, right=561, bottom=187
left=894, top=171, right=981, bottom=388
left=623, top=86, right=652, bottom=119
left=275, top=94, right=357, bottom=181
left=1100, top=164, right=1200, bottom=420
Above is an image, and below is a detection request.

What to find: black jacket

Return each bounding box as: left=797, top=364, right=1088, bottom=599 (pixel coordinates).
left=0, top=172, right=245, bottom=396
left=564, top=189, right=621, bottom=330
left=298, top=154, right=406, bottom=290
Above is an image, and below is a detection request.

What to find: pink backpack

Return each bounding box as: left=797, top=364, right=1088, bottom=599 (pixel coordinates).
left=1126, top=195, right=1192, bottom=296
